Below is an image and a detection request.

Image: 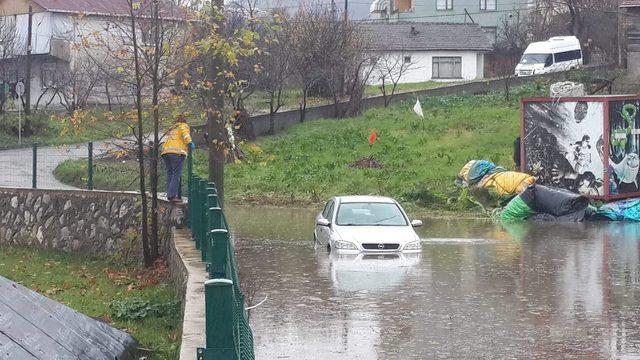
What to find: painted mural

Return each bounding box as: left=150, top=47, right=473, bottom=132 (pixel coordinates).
left=609, top=100, right=640, bottom=195
left=523, top=101, right=605, bottom=196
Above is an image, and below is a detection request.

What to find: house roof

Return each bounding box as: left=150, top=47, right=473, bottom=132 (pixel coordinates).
left=621, top=0, right=640, bottom=7
left=360, top=22, right=493, bottom=52
left=31, top=0, right=187, bottom=19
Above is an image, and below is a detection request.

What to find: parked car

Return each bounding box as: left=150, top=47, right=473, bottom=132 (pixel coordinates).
left=515, top=36, right=582, bottom=77
left=314, top=196, right=423, bottom=253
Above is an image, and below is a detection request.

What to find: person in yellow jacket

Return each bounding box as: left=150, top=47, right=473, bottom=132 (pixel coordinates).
left=161, top=115, right=195, bottom=203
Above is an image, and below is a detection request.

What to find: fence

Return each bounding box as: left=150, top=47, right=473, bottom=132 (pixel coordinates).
left=0, top=142, right=94, bottom=190
left=186, top=150, right=255, bottom=360
left=0, top=140, right=190, bottom=196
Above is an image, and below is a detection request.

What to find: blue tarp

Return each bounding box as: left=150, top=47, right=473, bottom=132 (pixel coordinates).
left=596, top=199, right=640, bottom=221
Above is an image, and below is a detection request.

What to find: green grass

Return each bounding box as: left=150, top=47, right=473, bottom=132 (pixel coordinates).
left=0, top=246, right=181, bottom=359
left=363, top=80, right=451, bottom=97
left=54, top=82, right=548, bottom=213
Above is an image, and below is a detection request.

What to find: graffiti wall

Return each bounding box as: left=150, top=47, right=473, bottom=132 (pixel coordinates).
left=523, top=101, right=605, bottom=196
left=609, top=100, right=640, bottom=195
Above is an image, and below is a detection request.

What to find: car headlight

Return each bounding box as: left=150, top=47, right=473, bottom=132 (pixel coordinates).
left=404, top=241, right=421, bottom=251
left=334, top=240, right=358, bottom=250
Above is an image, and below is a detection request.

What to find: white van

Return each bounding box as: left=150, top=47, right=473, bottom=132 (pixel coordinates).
left=514, top=36, right=583, bottom=77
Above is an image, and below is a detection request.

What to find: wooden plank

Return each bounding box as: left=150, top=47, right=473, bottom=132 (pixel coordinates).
left=0, top=331, right=38, bottom=360
left=0, top=301, right=77, bottom=360
left=0, top=276, right=137, bottom=360
left=0, top=286, right=111, bottom=359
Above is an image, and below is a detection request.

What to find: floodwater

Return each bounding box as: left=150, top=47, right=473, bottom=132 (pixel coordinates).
left=226, top=205, right=640, bottom=360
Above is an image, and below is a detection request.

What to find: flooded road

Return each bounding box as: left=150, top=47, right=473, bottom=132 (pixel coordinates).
left=226, top=205, right=640, bottom=359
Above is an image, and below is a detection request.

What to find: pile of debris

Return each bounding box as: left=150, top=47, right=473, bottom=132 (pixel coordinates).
left=457, top=159, right=640, bottom=222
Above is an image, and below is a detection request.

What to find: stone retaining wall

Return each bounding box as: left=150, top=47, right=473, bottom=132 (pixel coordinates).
left=0, top=188, right=184, bottom=262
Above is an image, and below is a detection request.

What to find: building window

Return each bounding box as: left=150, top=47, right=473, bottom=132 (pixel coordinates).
left=404, top=56, right=412, bottom=63
left=554, top=50, right=582, bottom=63
left=436, top=0, right=453, bottom=10
left=433, top=57, right=462, bottom=79
left=42, top=63, right=56, bottom=87
left=395, top=0, right=413, bottom=12
left=480, top=0, right=496, bottom=10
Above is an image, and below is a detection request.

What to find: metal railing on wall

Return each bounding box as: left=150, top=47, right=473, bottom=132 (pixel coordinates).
left=187, top=149, right=255, bottom=360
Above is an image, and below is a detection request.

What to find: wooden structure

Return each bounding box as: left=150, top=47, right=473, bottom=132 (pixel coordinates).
left=0, top=275, right=137, bottom=359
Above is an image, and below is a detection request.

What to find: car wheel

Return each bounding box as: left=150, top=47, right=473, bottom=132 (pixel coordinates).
left=326, top=244, right=331, bottom=253
left=313, top=233, right=318, bottom=244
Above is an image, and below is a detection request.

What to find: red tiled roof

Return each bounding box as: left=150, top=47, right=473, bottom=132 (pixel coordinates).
left=621, top=0, right=640, bottom=7
left=32, top=0, right=187, bottom=18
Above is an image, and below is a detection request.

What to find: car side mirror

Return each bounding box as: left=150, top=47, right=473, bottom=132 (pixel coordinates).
left=411, top=220, right=423, bottom=227
left=317, top=218, right=331, bottom=227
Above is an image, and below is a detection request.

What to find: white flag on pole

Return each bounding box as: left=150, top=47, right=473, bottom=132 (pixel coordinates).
left=413, top=98, right=424, bottom=119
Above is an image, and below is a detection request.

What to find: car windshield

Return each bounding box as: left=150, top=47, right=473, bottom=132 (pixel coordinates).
left=336, top=202, right=408, bottom=226
left=520, top=53, right=552, bottom=65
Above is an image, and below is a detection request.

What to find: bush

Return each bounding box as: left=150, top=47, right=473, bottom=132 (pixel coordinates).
left=109, top=297, right=181, bottom=321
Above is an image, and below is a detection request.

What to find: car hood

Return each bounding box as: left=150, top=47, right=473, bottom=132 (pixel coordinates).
left=334, top=225, right=418, bottom=245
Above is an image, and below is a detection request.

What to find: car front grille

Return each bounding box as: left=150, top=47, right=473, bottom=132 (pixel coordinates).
left=363, top=254, right=400, bottom=260
left=362, top=243, right=400, bottom=250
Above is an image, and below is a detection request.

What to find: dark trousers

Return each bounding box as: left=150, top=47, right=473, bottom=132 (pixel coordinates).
left=162, top=154, right=185, bottom=199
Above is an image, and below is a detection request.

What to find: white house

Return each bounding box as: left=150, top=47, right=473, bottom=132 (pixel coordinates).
left=0, top=0, right=186, bottom=111
left=361, top=22, right=493, bottom=84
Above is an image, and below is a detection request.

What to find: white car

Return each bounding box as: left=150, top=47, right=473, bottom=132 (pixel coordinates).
left=314, top=196, right=423, bottom=253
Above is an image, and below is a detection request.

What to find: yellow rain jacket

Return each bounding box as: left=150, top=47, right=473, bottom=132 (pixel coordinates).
left=161, top=123, right=192, bottom=156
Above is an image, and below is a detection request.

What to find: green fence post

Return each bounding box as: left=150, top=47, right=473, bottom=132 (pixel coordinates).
left=207, top=228, right=229, bottom=279
left=189, top=175, right=200, bottom=234
left=32, top=143, right=37, bottom=189
left=197, top=279, right=236, bottom=360
left=87, top=141, right=93, bottom=190
left=187, top=148, right=193, bottom=229
left=197, top=179, right=208, bottom=250
left=203, top=205, right=222, bottom=262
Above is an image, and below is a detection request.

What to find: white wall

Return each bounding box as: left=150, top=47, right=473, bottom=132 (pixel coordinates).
left=368, top=50, right=486, bottom=85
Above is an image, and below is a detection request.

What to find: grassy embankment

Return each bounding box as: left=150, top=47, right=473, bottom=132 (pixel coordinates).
left=0, top=246, right=181, bottom=359
left=55, top=82, right=547, bottom=215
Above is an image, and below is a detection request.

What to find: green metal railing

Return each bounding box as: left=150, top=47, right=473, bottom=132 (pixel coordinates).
left=187, top=149, right=255, bottom=360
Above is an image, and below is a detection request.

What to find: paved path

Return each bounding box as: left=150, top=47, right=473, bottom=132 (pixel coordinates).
left=0, top=138, right=138, bottom=189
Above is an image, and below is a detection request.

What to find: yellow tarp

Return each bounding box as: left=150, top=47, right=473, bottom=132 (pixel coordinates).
left=478, top=171, right=535, bottom=197
left=458, top=160, right=477, bottom=183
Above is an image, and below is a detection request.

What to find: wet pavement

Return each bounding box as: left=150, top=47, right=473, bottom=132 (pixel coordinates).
left=226, top=205, right=640, bottom=360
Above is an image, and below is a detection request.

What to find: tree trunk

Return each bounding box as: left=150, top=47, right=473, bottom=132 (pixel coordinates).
left=299, top=88, right=307, bottom=123
left=206, top=0, right=226, bottom=204
left=130, top=0, right=152, bottom=267
left=149, top=0, right=162, bottom=260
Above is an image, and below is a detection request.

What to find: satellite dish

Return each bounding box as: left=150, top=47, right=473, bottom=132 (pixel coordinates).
left=15, top=81, right=25, bottom=97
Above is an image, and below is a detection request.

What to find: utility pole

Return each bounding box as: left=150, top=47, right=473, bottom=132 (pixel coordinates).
left=25, top=5, right=32, bottom=116
left=344, top=0, right=348, bottom=23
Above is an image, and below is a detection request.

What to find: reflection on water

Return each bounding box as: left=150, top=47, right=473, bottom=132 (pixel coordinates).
left=226, top=205, right=640, bottom=359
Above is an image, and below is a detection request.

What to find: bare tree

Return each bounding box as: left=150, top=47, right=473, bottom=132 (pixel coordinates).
left=256, top=13, right=292, bottom=135
left=289, top=4, right=366, bottom=121
left=77, top=0, right=191, bottom=266
left=0, top=17, right=19, bottom=112
left=51, top=57, right=103, bottom=113
left=372, top=52, right=416, bottom=107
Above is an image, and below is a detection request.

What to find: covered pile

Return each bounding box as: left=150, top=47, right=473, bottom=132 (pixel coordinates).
left=457, top=160, right=535, bottom=197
